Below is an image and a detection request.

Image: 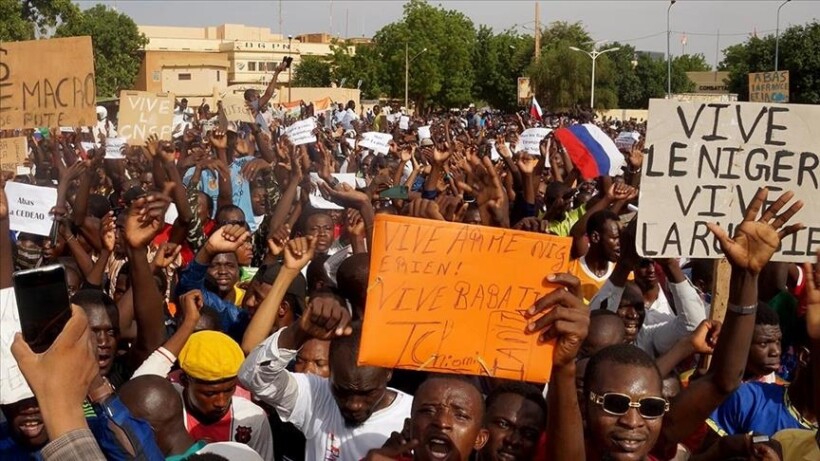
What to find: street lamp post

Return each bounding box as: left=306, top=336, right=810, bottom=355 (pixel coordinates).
left=404, top=44, right=427, bottom=112
left=775, top=0, right=792, bottom=71
left=569, top=45, right=620, bottom=109
left=287, top=35, right=293, bottom=103
left=667, top=0, right=676, bottom=98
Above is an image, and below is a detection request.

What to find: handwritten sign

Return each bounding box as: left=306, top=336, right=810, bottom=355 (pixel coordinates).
left=221, top=95, right=255, bottom=123
left=748, top=71, right=789, bottom=103
left=0, top=36, right=96, bottom=129
left=418, top=125, right=431, bottom=141
left=105, top=137, right=126, bottom=159
left=308, top=173, right=357, bottom=210
left=285, top=118, right=317, bottom=146
left=118, top=91, right=175, bottom=144
left=0, top=136, right=28, bottom=171
left=0, top=288, right=33, bottom=404
left=489, top=140, right=510, bottom=161
left=4, top=182, right=57, bottom=236
left=359, top=215, right=572, bottom=382
left=359, top=131, right=392, bottom=154
left=637, top=99, right=820, bottom=262
left=399, top=116, right=410, bottom=130
left=518, top=128, right=551, bottom=156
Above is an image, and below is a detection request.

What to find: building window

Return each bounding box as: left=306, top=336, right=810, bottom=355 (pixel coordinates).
left=178, top=73, right=192, bottom=80
left=248, top=62, right=256, bottom=71
left=217, top=70, right=220, bottom=82
left=259, top=62, right=267, bottom=71
left=267, top=62, right=276, bottom=71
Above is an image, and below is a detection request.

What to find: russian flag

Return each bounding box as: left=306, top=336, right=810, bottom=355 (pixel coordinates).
left=552, top=124, right=626, bottom=179
left=530, top=96, right=543, bottom=120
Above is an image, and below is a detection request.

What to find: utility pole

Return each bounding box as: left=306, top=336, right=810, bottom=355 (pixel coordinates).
left=346, top=9, right=349, bottom=39
left=330, top=0, right=333, bottom=37
left=278, top=0, right=283, bottom=36
left=534, top=2, right=541, bottom=59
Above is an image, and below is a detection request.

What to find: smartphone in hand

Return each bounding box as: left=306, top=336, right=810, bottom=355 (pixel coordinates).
left=12, top=265, right=72, bottom=353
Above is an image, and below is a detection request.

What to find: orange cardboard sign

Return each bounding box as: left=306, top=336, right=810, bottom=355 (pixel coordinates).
left=359, top=214, right=572, bottom=383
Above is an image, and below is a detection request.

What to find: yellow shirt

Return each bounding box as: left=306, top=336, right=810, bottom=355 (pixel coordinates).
left=569, top=257, right=633, bottom=302
left=772, top=429, right=820, bottom=461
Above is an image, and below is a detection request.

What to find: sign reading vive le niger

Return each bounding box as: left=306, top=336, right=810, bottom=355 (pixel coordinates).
left=0, top=36, right=96, bottom=129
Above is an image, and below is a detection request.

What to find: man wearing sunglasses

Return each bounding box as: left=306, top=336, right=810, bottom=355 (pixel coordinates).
left=543, top=188, right=803, bottom=461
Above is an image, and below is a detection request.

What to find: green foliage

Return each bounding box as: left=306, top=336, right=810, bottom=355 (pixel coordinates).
left=329, top=40, right=386, bottom=99
left=720, top=21, right=820, bottom=103
left=527, top=21, right=619, bottom=111
left=292, top=55, right=332, bottom=87
left=54, top=4, right=148, bottom=98
left=366, top=0, right=477, bottom=110
left=0, top=0, right=78, bottom=41
left=472, top=27, right=532, bottom=111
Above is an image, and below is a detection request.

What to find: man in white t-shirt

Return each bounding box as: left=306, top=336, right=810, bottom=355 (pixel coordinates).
left=240, top=294, right=412, bottom=461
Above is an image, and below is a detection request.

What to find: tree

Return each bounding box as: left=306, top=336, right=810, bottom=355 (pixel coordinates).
left=527, top=21, right=618, bottom=111
left=0, top=0, right=77, bottom=41
left=473, top=27, right=532, bottom=111
left=328, top=40, right=386, bottom=99
left=55, top=4, right=148, bottom=98
left=368, top=0, right=477, bottom=110
left=720, top=21, right=820, bottom=103
left=292, top=56, right=331, bottom=87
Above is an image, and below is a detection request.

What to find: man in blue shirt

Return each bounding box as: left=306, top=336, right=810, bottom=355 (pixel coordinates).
left=178, top=223, right=252, bottom=342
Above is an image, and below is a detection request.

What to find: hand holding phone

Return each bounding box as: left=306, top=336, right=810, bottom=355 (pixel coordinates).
left=13, top=265, right=72, bottom=353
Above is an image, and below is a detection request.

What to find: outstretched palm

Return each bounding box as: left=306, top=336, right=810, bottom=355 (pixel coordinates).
left=707, top=188, right=803, bottom=275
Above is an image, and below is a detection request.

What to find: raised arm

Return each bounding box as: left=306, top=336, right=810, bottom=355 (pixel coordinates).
left=258, top=62, right=287, bottom=109
left=527, top=274, right=589, bottom=461
left=242, top=236, right=315, bottom=354
left=659, top=187, right=804, bottom=446
left=122, top=189, right=172, bottom=368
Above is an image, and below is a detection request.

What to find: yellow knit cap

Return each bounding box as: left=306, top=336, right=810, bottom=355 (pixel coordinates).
left=179, top=331, right=244, bottom=382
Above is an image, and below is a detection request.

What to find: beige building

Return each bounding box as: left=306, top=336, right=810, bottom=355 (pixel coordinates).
left=135, top=24, right=346, bottom=103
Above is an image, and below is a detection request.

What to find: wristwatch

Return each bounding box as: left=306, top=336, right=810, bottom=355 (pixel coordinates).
left=88, top=377, right=115, bottom=404
left=727, top=303, right=757, bottom=315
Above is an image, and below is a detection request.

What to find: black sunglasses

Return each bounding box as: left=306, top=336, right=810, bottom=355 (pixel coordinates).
left=589, top=392, right=669, bottom=419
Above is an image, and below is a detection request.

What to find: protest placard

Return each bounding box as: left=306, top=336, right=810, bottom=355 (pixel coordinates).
left=418, top=125, right=431, bottom=141
left=748, top=71, right=789, bottom=103
left=4, top=182, right=58, bottom=236
left=489, top=140, right=510, bottom=161
left=308, top=173, right=357, bottom=210
left=518, top=128, right=551, bottom=156
left=399, top=116, right=410, bottom=130
left=360, top=131, right=392, bottom=154
left=105, top=137, right=126, bottom=159
left=117, top=91, right=175, bottom=144
left=0, top=36, right=96, bottom=129
left=637, top=99, right=820, bottom=262
left=0, top=288, right=34, bottom=404
left=0, top=136, right=28, bottom=171
left=359, top=215, right=572, bottom=382
left=221, top=94, right=255, bottom=123
left=285, top=118, right=317, bottom=146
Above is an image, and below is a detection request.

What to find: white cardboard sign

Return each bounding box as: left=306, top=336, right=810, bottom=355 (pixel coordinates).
left=285, top=118, right=317, bottom=146
left=637, top=99, right=820, bottom=262
left=518, top=128, right=551, bottom=156
left=105, top=137, right=126, bottom=159
left=308, top=173, right=358, bottom=210
left=0, top=288, right=34, bottom=404
left=399, top=116, right=410, bottom=130
left=359, top=132, right=392, bottom=154
left=4, top=182, right=58, bottom=236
